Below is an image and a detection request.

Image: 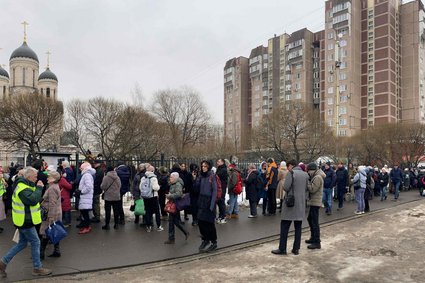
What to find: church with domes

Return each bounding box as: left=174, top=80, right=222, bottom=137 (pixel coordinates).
left=0, top=24, right=58, bottom=100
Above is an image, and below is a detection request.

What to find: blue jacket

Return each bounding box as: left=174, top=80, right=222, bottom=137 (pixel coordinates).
left=335, top=167, right=349, bottom=189
left=116, top=165, right=131, bottom=194
left=390, top=168, right=403, bottom=183
left=323, top=167, right=336, bottom=189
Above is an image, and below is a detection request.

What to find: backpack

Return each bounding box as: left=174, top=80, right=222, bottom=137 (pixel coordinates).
left=209, top=174, right=222, bottom=202
left=233, top=171, right=243, bottom=195
left=140, top=176, right=154, bottom=198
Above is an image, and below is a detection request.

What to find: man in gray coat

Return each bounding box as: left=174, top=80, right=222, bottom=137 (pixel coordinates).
left=272, top=160, right=308, bottom=256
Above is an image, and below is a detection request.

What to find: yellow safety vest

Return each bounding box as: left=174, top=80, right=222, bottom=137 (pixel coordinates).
left=12, top=182, right=42, bottom=227
left=0, top=179, right=5, bottom=197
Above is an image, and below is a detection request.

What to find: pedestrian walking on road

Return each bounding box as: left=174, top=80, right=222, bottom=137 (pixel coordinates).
left=272, top=160, right=309, bottom=256
left=77, top=162, right=95, bottom=234
left=244, top=163, right=259, bottom=218
left=101, top=166, right=122, bottom=230
left=195, top=161, right=218, bottom=253
left=164, top=172, right=188, bottom=244
left=335, top=162, right=349, bottom=211
left=0, top=167, right=52, bottom=278
left=40, top=171, right=63, bottom=259
left=306, top=163, right=324, bottom=249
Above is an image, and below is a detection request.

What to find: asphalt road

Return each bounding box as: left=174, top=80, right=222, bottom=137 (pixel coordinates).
left=0, top=189, right=422, bottom=282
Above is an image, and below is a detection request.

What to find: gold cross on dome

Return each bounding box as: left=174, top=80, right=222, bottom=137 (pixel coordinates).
left=21, top=21, right=29, bottom=42
left=46, top=51, right=51, bottom=68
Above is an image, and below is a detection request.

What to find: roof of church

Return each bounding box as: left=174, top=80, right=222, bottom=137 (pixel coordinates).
left=38, top=67, right=58, bottom=82
left=10, top=42, right=39, bottom=63
left=0, top=66, right=9, bottom=79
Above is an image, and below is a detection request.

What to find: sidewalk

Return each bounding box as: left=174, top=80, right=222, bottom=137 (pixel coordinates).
left=0, top=190, right=422, bottom=282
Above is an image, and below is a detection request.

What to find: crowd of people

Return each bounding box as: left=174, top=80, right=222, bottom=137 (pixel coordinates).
left=0, top=156, right=422, bottom=278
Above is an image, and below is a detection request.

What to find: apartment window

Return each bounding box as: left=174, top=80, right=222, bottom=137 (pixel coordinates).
left=328, top=76, right=334, bottom=83
left=328, top=97, right=334, bottom=105
left=339, top=28, right=348, bottom=36
left=313, top=62, right=319, bottom=68
left=255, top=85, right=260, bottom=91
left=328, top=109, right=333, bottom=116
left=341, top=50, right=348, bottom=58
left=314, top=92, right=320, bottom=99
left=340, top=95, right=348, bottom=102
left=328, top=120, right=333, bottom=127
left=314, top=72, right=319, bottom=79
left=328, top=43, right=334, bottom=50
left=340, top=84, right=347, bottom=92
left=368, top=65, right=373, bottom=70
left=339, top=107, right=347, bottom=115
left=340, top=73, right=347, bottom=80
left=296, top=73, right=301, bottom=79
left=340, top=62, right=347, bottom=69
left=314, top=82, right=320, bottom=88
left=294, top=93, right=301, bottom=100
left=328, top=53, right=334, bottom=61
left=294, top=83, right=300, bottom=91
left=339, top=130, right=347, bottom=136
left=339, top=118, right=347, bottom=126
left=296, top=63, right=302, bottom=69
left=333, top=13, right=349, bottom=24
left=328, top=87, right=334, bottom=94
left=328, top=65, right=334, bottom=72
left=286, top=94, right=292, bottom=101
left=328, top=32, right=334, bottom=39
left=340, top=40, right=347, bottom=47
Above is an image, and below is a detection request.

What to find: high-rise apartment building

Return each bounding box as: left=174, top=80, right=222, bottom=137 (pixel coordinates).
left=249, top=46, right=268, bottom=128
left=401, top=0, right=425, bottom=123
left=223, top=57, right=250, bottom=151
left=224, top=0, right=425, bottom=149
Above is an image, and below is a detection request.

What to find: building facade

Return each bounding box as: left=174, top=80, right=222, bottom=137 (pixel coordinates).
left=224, top=0, right=425, bottom=149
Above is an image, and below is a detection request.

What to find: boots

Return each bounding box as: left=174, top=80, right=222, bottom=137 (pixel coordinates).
left=40, top=238, right=49, bottom=260
left=48, top=244, right=61, bottom=257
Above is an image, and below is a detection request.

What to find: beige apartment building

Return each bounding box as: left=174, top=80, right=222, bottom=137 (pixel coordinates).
left=401, top=0, right=425, bottom=123
left=223, top=57, right=250, bottom=151
left=249, top=46, right=268, bottom=129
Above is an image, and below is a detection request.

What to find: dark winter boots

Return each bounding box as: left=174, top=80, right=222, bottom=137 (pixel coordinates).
left=48, top=244, right=61, bottom=257
left=40, top=238, right=49, bottom=260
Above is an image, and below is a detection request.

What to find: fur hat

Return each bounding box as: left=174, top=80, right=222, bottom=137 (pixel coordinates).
left=307, top=162, right=318, bottom=171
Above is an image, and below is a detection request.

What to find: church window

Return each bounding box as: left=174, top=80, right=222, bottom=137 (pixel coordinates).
left=46, top=88, right=50, bottom=98
left=41, top=88, right=44, bottom=95
left=33, top=70, right=35, bottom=87
left=13, top=68, right=15, bottom=85
left=23, top=68, right=26, bottom=86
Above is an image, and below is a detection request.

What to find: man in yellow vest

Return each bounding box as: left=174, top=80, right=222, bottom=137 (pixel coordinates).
left=0, top=167, right=52, bottom=278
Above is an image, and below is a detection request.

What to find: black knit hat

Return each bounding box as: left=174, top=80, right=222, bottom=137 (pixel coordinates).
left=307, top=162, right=318, bottom=171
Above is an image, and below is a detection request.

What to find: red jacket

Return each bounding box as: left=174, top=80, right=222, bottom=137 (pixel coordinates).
left=59, top=176, right=72, bottom=212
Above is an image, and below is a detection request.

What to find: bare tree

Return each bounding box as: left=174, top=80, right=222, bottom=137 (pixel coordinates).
left=64, top=99, right=90, bottom=154
left=0, top=92, right=64, bottom=160
left=130, top=82, right=144, bottom=109
left=151, top=86, right=210, bottom=157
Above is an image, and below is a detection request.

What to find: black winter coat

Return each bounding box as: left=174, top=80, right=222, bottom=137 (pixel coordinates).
left=195, top=171, right=217, bottom=223
left=335, top=168, right=349, bottom=189
left=216, top=164, right=228, bottom=196
left=245, top=170, right=259, bottom=202
left=116, top=165, right=131, bottom=194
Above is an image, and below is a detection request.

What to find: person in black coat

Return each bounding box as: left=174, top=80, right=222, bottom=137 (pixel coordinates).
left=335, top=162, right=349, bottom=210
left=194, top=160, right=218, bottom=253
left=215, top=159, right=228, bottom=223
left=378, top=168, right=389, bottom=201
left=245, top=164, right=259, bottom=218
left=179, top=163, right=193, bottom=222
left=115, top=162, right=131, bottom=224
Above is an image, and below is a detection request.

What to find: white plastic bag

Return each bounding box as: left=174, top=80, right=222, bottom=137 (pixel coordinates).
left=12, top=229, right=19, bottom=243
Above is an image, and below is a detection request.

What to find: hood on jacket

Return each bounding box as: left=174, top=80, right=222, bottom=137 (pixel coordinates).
left=310, top=169, right=326, bottom=179
left=145, top=171, right=156, bottom=178
left=83, top=168, right=96, bottom=176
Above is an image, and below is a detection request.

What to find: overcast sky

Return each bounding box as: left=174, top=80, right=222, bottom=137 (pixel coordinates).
left=0, top=0, right=330, bottom=124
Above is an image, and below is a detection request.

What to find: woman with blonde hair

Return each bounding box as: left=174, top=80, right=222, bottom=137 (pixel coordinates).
left=40, top=171, right=62, bottom=259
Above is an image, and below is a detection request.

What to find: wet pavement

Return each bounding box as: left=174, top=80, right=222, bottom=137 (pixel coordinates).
left=0, top=190, right=423, bottom=282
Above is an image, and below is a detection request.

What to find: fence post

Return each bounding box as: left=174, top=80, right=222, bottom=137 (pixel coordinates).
left=75, top=152, right=79, bottom=180
left=161, top=153, right=164, bottom=167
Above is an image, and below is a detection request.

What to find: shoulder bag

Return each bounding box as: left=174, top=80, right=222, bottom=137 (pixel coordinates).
left=285, top=171, right=295, bottom=208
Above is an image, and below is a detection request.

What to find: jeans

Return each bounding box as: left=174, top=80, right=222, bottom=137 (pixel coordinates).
left=267, top=188, right=277, bottom=214
left=394, top=181, right=400, bottom=199
left=380, top=186, right=388, bottom=200
left=227, top=194, right=239, bottom=215
left=355, top=188, right=365, bottom=212
left=168, top=213, right=187, bottom=240
left=2, top=227, right=42, bottom=269
left=104, top=200, right=120, bottom=225
left=337, top=187, right=346, bottom=209
left=322, top=188, right=333, bottom=212
left=249, top=199, right=257, bottom=216
left=144, top=197, right=161, bottom=228
left=62, top=210, right=71, bottom=225
left=307, top=206, right=320, bottom=243
left=278, top=220, right=302, bottom=252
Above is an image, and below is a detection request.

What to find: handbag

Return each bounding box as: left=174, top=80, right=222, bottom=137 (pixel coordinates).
left=165, top=200, right=177, bottom=214
left=134, top=199, right=145, bottom=216
left=285, top=171, right=295, bottom=208
left=45, top=221, right=68, bottom=245
left=101, top=178, right=116, bottom=200
left=175, top=193, right=191, bottom=211
left=40, top=206, right=48, bottom=221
